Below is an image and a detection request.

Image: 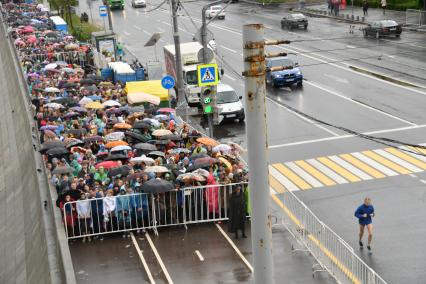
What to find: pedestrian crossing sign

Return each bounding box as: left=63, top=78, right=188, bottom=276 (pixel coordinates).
left=197, top=63, right=219, bottom=86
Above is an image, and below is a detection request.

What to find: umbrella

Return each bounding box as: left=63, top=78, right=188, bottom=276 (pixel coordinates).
left=147, top=151, right=165, bottom=158
left=46, top=147, right=68, bottom=156
left=104, top=153, right=129, bottom=161
left=64, top=138, right=84, bottom=148
left=127, top=92, right=161, bottom=105
left=40, top=125, right=58, bottom=131
left=55, top=61, right=69, bottom=67
left=65, top=43, right=79, bottom=50
left=133, top=121, right=151, bottom=129
left=63, top=112, right=80, bottom=119
left=141, top=179, right=174, bottom=194
left=105, top=140, right=129, bottom=149
left=127, top=106, right=145, bottom=113
left=142, top=118, right=161, bottom=127
left=84, top=86, right=98, bottom=92
left=44, top=102, right=64, bottom=109
left=111, top=145, right=132, bottom=152
left=125, top=131, right=146, bottom=143
left=212, top=144, right=232, bottom=153
left=70, top=106, right=87, bottom=113
left=87, top=94, right=102, bottom=100
left=157, top=107, right=176, bottom=113
left=113, top=122, right=132, bottom=130
left=43, top=130, right=57, bottom=138
left=67, top=128, right=87, bottom=136
left=177, top=173, right=206, bottom=182
left=45, top=31, right=57, bottom=38
left=151, top=139, right=170, bottom=145
left=44, top=87, right=60, bottom=93
left=52, top=165, right=74, bottom=175
left=78, top=97, right=93, bottom=106
left=144, top=166, right=169, bottom=174
left=22, top=26, right=34, bottom=33
left=193, top=168, right=210, bottom=178
left=95, top=160, right=119, bottom=169
left=62, top=67, right=76, bottom=74
left=154, top=114, right=169, bottom=121
left=130, top=155, right=155, bottom=165
left=228, top=141, right=246, bottom=153
left=105, top=132, right=125, bottom=142
left=103, top=100, right=121, bottom=107
left=194, top=157, right=217, bottom=165
left=170, top=148, right=191, bottom=154
left=218, top=156, right=232, bottom=170
left=108, top=165, right=132, bottom=177
left=80, top=79, right=96, bottom=85
left=197, top=137, right=219, bottom=147
left=152, top=129, right=173, bottom=137
left=125, top=171, right=147, bottom=181
left=187, top=131, right=202, bottom=138
left=190, top=153, right=209, bottom=160
left=85, top=101, right=104, bottom=109
left=127, top=112, right=144, bottom=121
left=83, top=135, right=103, bottom=143
left=187, top=163, right=211, bottom=172
left=52, top=97, right=76, bottom=106
left=44, top=63, right=58, bottom=70
left=99, top=81, right=114, bottom=87
left=161, top=134, right=182, bottom=141
left=40, top=140, right=65, bottom=151
left=133, top=143, right=157, bottom=151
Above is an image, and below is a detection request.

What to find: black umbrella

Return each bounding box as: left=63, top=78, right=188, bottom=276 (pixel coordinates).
left=84, top=85, right=98, bottom=92
left=108, top=165, right=132, bottom=177
left=45, top=32, right=57, bottom=38
left=86, top=74, right=103, bottom=81
left=187, top=131, right=202, bottom=138
left=187, top=163, right=211, bottom=172
left=189, top=153, right=209, bottom=160
left=40, top=140, right=65, bottom=152
left=46, top=147, right=69, bottom=156
left=64, top=82, right=78, bottom=88
left=133, top=121, right=150, bottom=129
left=150, top=139, right=170, bottom=145
left=161, top=134, right=182, bottom=141
left=83, top=136, right=103, bottom=143
left=125, top=171, right=147, bottom=181
left=80, top=79, right=95, bottom=85
left=147, top=151, right=165, bottom=158
left=64, top=139, right=84, bottom=148
left=133, top=143, right=157, bottom=151
left=52, top=165, right=74, bottom=175
left=125, top=130, right=146, bottom=143
left=141, top=179, right=174, bottom=194
left=127, top=106, right=145, bottom=114
left=67, top=128, right=87, bottom=136
left=52, top=97, right=77, bottom=106
left=104, top=153, right=128, bottom=161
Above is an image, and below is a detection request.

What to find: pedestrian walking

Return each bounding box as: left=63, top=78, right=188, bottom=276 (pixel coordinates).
left=354, top=197, right=375, bottom=252
left=362, top=0, right=369, bottom=16
left=381, top=0, right=386, bottom=15
left=228, top=185, right=247, bottom=239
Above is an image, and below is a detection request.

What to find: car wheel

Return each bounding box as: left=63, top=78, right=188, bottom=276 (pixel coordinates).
left=363, top=30, right=368, bottom=37
left=395, top=34, right=400, bottom=38
left=304, top=25, right=308, bottom=30
left=238, top=113, right=245, bottom=122
left=272, top=81, right=277, bottom=88
left=297, top=81, right=303, bottom=87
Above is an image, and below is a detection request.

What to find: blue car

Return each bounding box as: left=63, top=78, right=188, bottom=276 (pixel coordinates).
left=265, top=57, right=303, bottom=88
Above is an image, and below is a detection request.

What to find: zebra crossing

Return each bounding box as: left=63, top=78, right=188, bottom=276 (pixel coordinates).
left=269, top=145, right=426, bottom=192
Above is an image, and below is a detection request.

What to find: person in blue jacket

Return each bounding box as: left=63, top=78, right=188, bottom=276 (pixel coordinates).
left=354, top=197, right=375, bottom=251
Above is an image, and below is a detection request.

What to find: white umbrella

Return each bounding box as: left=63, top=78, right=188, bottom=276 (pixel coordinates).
left=105, top=132, right=125, bottom=142
left=152, top=129, right=173, bottom=137
left=44, top=87, right=60, bottom=93
left=44, top=63, right=58, bottom=70
left=144, top=166, right=169, bottom=173
left=102, top=100, right=121, bottom=107
left=111, top=145, right=132, bottom=152
left=45, top=102, right=64, bottom=109
left=212, top=144, right=232, bottom=153
left=130, top=155, right=155, bottom=165
left=143, top=118, right=161, bottom=127
left=79, top=97, right=93, bottom=106
left=193, top=168, right=210, bottom=178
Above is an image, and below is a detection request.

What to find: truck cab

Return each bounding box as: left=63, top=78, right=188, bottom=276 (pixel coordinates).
left=265, top=57, right=303, bottom=88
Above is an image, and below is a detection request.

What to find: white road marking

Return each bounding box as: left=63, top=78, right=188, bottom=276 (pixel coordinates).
left=130, top=232, right=155, bottom=284
left=420, top=180, right=426, bottom=184
left=194, top=250, right=205, bottom=261
left=269, top=165, right=300, bottom=191
left=224, top=74, right=236, bottom=81
left=133, top=25, right=141, bottom=30
left=409, top=174, right=417, bottom=178
left=143, top=30, right=151, bottom=36
left=306, top=159, right=349, bottom=184
left=215, top=224, right=254, bottom=273
left=161, top=21, right=172, bottom=26
left=303, top=80, right=417, bottom=126
left=286, top=161, right=323, bottom=187
left=178, top=27, right=191, bottom=35
left=351, top=152, right=398, bottom=176
left=329, top=155, right=373, bottom=180
left=288, top=31, right=297, bottom=35
left=374, top=149, right=422, bottom=173
left=268, top=124, right=426, bottom=149
left=399, top=146, right=426, bottom=163
left=346, top=45, right=357, bottom=49
left=157, top=27, right=165, bottom=32
left=324, top=73, right=350, bottom=84
left=409, top=43, right=426, bottom=49
left=123, top=31, right=131, bottom=36
left=267, top=97, right=341, bottom=137
left=220, top=45, right=237, bottom=53
left=145, top=232, right=174, bottom=284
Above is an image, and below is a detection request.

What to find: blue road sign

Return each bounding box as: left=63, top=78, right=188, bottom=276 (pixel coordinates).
left=197, top=64, right=218, bottom=87
left=99, top=6, right=108, bottom=17
left=161, top=75, right=175, bottom=90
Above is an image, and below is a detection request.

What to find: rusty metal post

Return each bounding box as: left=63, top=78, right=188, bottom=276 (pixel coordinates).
left=243, top=24, right=274, bottom=284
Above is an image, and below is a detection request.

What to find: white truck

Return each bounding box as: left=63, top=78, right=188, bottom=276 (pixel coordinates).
left=163, top=42, right=216, bottom=106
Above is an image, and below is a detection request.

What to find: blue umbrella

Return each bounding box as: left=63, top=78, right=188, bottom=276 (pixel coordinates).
left=88, top=95, right=102, bottom=101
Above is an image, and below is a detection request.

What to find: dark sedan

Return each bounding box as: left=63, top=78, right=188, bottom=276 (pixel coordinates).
left=363, top=20, right=402, bottom=38
left=281, top=13, right=308, bottom=30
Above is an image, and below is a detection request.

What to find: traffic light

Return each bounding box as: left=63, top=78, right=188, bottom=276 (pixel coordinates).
left=201, top=86, right=215, bottom=114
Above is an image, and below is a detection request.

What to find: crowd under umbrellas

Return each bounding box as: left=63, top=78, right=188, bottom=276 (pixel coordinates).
left=4, top=3, right=249, bottom=240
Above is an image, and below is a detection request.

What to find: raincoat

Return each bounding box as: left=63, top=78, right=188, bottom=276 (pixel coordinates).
left=204, top=174, right=219, bottom=214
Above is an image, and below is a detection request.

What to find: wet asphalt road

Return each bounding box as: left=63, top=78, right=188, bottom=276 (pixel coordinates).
left=70, top=0, right=426, bottom=283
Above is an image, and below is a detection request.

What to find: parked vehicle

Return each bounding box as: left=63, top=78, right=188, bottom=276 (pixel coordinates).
left=281, top=13, right=308, bottom=30
left=131, top=0, right=146, bottom=8
left=216, top=83, right=245, bottom=122
left=363, top=20, right=402, bottom=38
left=265, top=57, right=303, bottom=88
left=205, top=5, right=226, bottom=20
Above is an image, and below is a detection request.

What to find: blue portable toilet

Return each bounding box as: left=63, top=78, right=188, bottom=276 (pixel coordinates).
left=50, top=16, right=68, bottom=33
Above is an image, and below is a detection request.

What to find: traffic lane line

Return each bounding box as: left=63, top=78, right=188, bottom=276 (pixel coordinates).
left=145, top=232, right=174, bottom=284
left=220, top=45, right=237, bottom=53
left=194, top=250, right=205, bottom=262
left=130, top=232, right=156, bottom=284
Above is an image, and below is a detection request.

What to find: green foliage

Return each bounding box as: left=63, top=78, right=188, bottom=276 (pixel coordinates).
left=353, top=0, right=422, bottom=10
left=68, top=14, right=101, bottom=42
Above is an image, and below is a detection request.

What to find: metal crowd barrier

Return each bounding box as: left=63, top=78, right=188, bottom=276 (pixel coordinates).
left=19, top=51, right=90, bottom=67
left=62, top=182, right=248, bottom=239
left=405, top=9, right=426, bottom=27
left=276, top=191, right=387, bottom=284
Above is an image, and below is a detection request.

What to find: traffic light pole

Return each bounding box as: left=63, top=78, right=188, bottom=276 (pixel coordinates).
left=242, top=24, right=274, bottom=284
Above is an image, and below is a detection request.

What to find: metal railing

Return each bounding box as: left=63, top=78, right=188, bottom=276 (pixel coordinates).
left=405, top=9, right=426, bottom=27
left=62, top=182, right=247, bottom=239
left=276, top=190, right=387, bottom=284
left=18, top=51, right=90, bottom=67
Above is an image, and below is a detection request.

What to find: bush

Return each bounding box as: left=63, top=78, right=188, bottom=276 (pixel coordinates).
left=352, top=0, right=423, bottom=10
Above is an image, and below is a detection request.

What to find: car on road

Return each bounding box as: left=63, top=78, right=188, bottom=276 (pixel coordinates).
left=265, top=57, right=303, bottom=88
left=216, top=83, right=245, bottom=122
left=281, top=13, right=308, bottom=30
left=131, top=0, right=146, bottom=8
left=363, top=20, right=402, bottom=38
left=205, top=5, right=226, bottom=20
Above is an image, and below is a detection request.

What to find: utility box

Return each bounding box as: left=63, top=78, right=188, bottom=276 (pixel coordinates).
left=91, top=30, right=117, bottom=62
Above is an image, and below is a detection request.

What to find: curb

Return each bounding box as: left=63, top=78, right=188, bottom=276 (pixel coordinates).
left=348, top=65, right=426, bottom=89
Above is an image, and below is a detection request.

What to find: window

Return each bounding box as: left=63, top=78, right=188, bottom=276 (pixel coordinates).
left=185, top=71, right=197, bottom=85
left=217, top=91, right=239, bottom=104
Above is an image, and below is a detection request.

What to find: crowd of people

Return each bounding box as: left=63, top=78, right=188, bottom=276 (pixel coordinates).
left=3, top=3, right=249, bottom=241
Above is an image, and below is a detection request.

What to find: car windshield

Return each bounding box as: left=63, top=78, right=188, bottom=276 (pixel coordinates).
left=290, top=14, right=305, bottom=19
left=185, top=71, right=197, bottom=85
left=212, top=6, right=222, bottom=10
left=380, top=20, right=398, bottom=27
left=270, top=58, right=294, bottom=68
left=217, top=90, right=239, bottom=104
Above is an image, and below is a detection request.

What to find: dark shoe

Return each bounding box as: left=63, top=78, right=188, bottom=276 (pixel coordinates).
left=359, top=241, right=363, bottom=248
left=367, top=245, right=371, bottom=251
left=242, top=235, right=247, bottom=238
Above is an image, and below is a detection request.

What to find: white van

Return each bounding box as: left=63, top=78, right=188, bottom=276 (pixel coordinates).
left=216, top=83, right=245, bottom=122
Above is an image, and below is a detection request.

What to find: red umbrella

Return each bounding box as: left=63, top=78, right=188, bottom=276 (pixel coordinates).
left=95, top=161, right=119, bottom=169
left=22, top=26, right=34, bottom=33
left=157, top=108, right=175, bottom=113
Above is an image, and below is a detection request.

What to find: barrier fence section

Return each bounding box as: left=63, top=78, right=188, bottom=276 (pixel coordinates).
left=19, top=51, right=90, bottom=67
left=62, top=182, right=247, bottom=239
left=406, top=9, right=426, bottom=27
left=277, top=191, right=387, bottom=284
